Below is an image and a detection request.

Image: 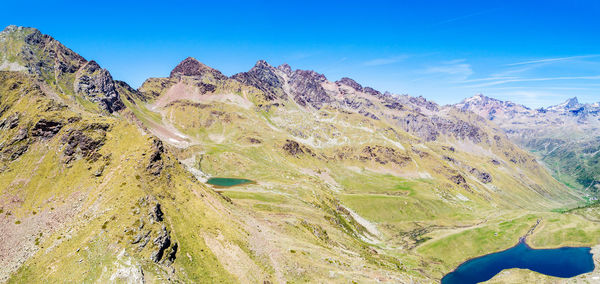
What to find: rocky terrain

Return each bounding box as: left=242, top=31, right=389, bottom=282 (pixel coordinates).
left=0, top=25, right=599, bottom=283
left=456, top=94, right=600, bottom=195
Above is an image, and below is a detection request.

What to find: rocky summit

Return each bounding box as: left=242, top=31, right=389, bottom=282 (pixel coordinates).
left=1, top=26, right=600, bottom=283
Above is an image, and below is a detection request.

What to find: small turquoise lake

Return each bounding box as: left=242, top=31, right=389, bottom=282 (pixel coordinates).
left=206, top=177, right=255, bottom=188
left=442, top=240, right=595, bottom=284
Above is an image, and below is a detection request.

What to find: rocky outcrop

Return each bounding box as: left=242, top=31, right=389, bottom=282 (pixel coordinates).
left=443, top=155, right=493, bottom=184
left=74, top=61, right=124, bottom=113
left=399, top=114, right=439, bottom=142
left=169, top=57, right=226, bottom=80
left=126, top=198, right=178, bottom=265
left=277, top=63, right=292, bottom=75
left=0, top=127, right=30, bottom=161
left=31, top=119, right=63, bottom=138
left=232, top=60, right=287, bottom=100
left=283, top=139, right=303, bottom=156
left=2, top=26, right=86, bottom=80
left=282, top=139, right=315, bottom=157
left=336, top=77, right=363, bottom=92
left=0, top=113, right=20, bottom=130
left=1, top=27, right=127, bottom=114
left=150, top=226, right=171, bottom=263
left=61, top=129, right=105, bottom=163
left=150, top=225, right=178, bottom=264
left=149, top=203, right=164, bottom=223
left=289, top=70, right=331, bottom=109
left=60, top=123, right=109, bottom=163
left=407, top=96, right=439, bottom=112
left=399, top=114, right=486, bottom=143
left=450, top=174, right=469, bottom=190
left=470, top=168, right=492, bottom=184
left=147, top=138, right=164, bottom=175
left=358, top=145, right=411, bottom=166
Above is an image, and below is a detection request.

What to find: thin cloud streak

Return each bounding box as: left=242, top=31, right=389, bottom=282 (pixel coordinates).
left=506, top=55, right=600, bottom=66
left=433, top=8, right=499, bottom=26
left=464, top=75, right=600, bottom=88
left=363, top=55, right=408, bottom=66
left=489, top=86, right=592, bottom=91
left=424, top=63, right=473, bottom=77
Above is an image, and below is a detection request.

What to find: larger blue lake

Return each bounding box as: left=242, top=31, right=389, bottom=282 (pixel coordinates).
left=442, top=240, right=595, bottom=284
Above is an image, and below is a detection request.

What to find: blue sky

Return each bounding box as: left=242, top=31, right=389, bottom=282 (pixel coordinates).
left=1, top=0, right=599, bottom=107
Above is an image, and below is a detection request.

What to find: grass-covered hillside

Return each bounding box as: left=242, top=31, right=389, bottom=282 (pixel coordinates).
left=1, top=26, right=600, bottom=283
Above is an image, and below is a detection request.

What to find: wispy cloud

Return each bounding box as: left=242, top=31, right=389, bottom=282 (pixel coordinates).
left=433, top=8, right=499, bottom=26
left=363, top=55, right=408, bottom=66
left=422, top=60, right=473, bottom=80
left=464, top=75, right=600, bottom=88
left=491, top=86, right=592, bottom=91
left=506, top=55, right=600, bottom=66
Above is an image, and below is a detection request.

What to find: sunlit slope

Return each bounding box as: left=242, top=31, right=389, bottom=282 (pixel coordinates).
left=1, top=25, right=598, bottom=283
left=0, top=71, right=261, bottom=282
left=129, top=58, right=590, bottom=281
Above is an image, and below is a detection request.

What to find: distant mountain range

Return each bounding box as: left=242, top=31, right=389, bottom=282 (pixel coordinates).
left=456, top=94, right=600, bottom=193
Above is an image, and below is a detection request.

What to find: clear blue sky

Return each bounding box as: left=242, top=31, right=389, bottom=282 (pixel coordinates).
left=2, top=0, right=599, bottom=107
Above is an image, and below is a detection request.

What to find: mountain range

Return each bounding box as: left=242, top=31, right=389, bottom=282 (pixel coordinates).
left=456, top=94, right=600, bottom=195
left=1, top=25, right=600, bottom=283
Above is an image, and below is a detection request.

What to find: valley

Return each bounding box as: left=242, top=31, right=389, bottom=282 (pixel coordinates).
left=0, top=25, right=599, bottom=283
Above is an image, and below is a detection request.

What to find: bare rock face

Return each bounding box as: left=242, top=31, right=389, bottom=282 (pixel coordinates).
left=0, top=113, right=20, bottom=130
left=12, top=27, right=86, bottom=79
left=336, top=77, right=363, bottom=92
left=431, top=116, right=486, bottom=143
left=147, top=138, right=164, bottom=175
left=126, top=198, right=178, bottom=265
left=74, top=61, right=124, bottom=113
left=399, top=114, right=486, bottom=143
left=443, top=155, right=493, bottom=184
left=61, top=128, right=106, bottom=163
left=408, top=96, right=439, bottom=112
left=283, top=139, right=304, bottom=156
left=289, top=70, right=331, bottom=109
left=169, top=57, right=226, bottom=80
left=400, top=114, right=439, bottom=142
left=282, top=139, right=315, bottom=157
left=450, top=174, right=469, bottom=190
left=277, top=63, right=292, bottom=75
left=231, top=60, right=287, bottom=100
left=31, top=119, right=63, bottom=138
left=358, top=145, right=411, bottom=166
left=150, top=226, right=170, bottom=262
left=1, top=27, right=126, bottom=114
left=470, top=168, right=492, bottom=183
left=363, top=87, right=383, bottom=99
left=0, top=127, right=30, bottom=161
left=149, top=203, right=164, bottom=223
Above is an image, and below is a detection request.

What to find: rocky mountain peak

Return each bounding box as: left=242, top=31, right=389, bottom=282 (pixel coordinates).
left=293, top=69, right=327, bottom=83
left=564, top=97, right=580, bottom=108
left=461, top=94, right=497, bottom=105
left=0, top=25, right=125, bottom=113
left=1, top=25, right=40, bottom=37
left=336, top=77, right=363, bottom=92
left=254, top=59, right=273, bottom=70
left=277, top=63, right=292, bottom=75
left=547, top=97, right=581, bottom=111
left=231, top=60, right=287, bottom=101
left=169, top=57, right=225, bottom=79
